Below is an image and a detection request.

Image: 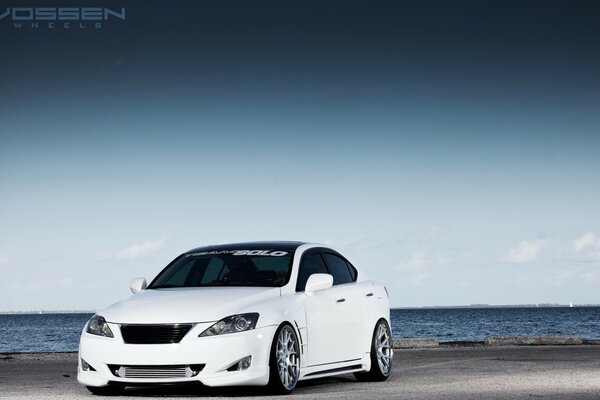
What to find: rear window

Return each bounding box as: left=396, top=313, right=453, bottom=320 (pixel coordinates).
left=149, top=249, right=294, bottom=288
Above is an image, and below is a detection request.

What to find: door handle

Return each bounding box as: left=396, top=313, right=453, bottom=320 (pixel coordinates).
left=366, top=292, right=374, bottom=297
left=336, top=298, right=346, bottom=303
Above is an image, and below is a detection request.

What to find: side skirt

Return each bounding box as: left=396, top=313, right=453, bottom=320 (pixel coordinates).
left=299, top=357, right=369, bottom=381
left=302, top=364, right=363, bottom=379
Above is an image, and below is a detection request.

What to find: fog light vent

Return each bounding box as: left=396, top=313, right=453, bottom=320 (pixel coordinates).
left=227, top=356, right=252, bottom=371
left=81, top=358, right=96, bottom=372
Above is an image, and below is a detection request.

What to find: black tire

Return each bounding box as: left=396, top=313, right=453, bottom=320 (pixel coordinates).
left=85, top=385, right=124, bottom=396
left=266, top=323, right=301, bottom=395
left=354, top=319, right=393, bottom=382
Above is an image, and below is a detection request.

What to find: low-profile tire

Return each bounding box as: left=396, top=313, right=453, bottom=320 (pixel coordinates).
left=266, top=323, right=301, bottom=395
left=354, top=319, right=393, bottom=382
left=85, top=385, right=124, bottom=396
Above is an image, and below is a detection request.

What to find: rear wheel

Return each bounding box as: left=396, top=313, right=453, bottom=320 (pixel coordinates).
left=85, top=385, right=124, bottom=396
left=267, top=323, right=300, bottom=394
left=354, top=319, right=393, bottom=381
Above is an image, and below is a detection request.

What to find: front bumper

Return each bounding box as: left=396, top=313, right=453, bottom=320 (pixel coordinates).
left=77, top=322, right=277, bottom=388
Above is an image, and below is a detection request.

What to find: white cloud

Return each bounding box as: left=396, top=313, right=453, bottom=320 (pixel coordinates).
left=323, top=238, right=359, bottom=252
left=407, top=252, right=429, bottom=267
left=424, top=224, right=444, bottom=240
left=507, top=239, right=545, bottom=263
left=0, top=253, right=14, bottom=265
left=571, top=232, right=600, bottom=262
left=116, top=237, right=167, bottom=260
left=573, top=232, right=600, bottom=253
left=395, top=252, right=432, bottom=286
left=5, top=277, right=75, bottom=292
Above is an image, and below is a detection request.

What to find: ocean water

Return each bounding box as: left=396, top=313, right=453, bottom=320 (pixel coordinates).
left=391, top=307, right=600, bottom=342
left=0, top=313, right=93, bottom=353
left=1, top=307, right=599, bottom=353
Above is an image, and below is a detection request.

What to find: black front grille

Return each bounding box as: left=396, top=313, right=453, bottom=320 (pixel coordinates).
left=120, top=324, right=193, bottom=344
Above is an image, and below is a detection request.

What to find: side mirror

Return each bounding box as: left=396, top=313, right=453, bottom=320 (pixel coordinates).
left=305, top=273, right=333, bottom=295
left=130, top=277, right=147, bottom=294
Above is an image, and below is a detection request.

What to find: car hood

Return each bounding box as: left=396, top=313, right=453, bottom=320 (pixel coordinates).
left=101, top=286, right=280, bottom=324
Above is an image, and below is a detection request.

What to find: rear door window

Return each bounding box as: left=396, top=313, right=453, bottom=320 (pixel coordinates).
left=345, top=260, right=357, bottom=281
left=322, top=253, right=354, bottom=285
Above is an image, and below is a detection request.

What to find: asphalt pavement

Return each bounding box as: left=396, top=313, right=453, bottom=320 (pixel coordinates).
left=1, top=346, right=599, bottom=399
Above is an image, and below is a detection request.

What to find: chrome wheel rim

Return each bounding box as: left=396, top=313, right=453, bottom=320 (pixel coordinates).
left=276, top=325, right=300, bottom=390
left=376, top=321, right=393, bottom=375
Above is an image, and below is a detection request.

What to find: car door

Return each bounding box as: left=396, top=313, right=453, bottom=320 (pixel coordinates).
left=320, top=252, right=365, bottom=360
left=296, top=251, right=364, bottom=366
left=299, top=251, right=351, bottom=366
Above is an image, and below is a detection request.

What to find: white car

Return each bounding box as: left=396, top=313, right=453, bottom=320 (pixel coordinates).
left=78, top=241, right=392, bottom=395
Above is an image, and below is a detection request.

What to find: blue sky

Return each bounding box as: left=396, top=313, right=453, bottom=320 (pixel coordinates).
left=1, top=1, right=600, bottom=310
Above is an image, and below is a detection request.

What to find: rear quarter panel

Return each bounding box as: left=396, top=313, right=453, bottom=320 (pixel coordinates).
left=356, top=281, right=391, bottom=354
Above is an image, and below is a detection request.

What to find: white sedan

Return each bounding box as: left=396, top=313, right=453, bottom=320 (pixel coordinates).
left=78, top=241, right=392, bottom=395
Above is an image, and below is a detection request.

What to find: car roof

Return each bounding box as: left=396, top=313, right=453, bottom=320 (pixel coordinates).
left=185, top=241, right=306, bottom=254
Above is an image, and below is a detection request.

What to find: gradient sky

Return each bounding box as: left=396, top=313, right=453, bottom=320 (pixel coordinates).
left=1, top=0, right=600, bottom=311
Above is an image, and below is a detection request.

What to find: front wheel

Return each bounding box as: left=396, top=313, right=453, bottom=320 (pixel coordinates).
left=267, top=323, right=300, bottom=394
left=355, top=319, right=393, bottom=381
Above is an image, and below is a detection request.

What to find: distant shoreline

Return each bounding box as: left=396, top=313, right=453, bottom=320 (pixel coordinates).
left=0, top=311, right=96, bottom=315
left=392, top=304, right=600, bottom=310
left=2, top=304, right=599, bottom=314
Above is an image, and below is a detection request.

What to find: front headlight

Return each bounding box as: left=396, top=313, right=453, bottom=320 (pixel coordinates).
left=199, top=313, right=259, bottom=337
left=86, top=314, right=114, bottom=338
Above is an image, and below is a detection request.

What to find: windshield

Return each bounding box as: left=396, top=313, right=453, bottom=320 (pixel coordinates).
left=148, top=249, right=294, bottom=289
